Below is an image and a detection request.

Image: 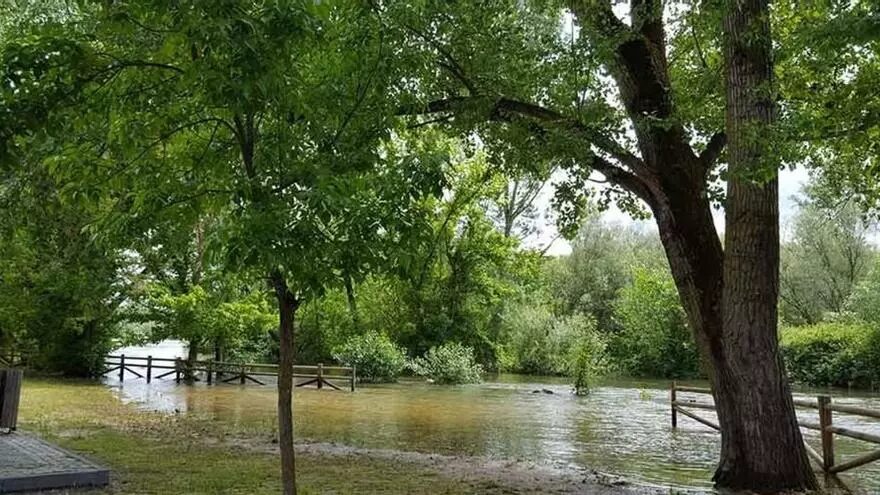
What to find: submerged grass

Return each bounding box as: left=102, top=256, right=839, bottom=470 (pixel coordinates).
left=17, top=378, right=479, bottom=494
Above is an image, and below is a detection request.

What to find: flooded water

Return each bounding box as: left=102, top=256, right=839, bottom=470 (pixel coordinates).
left=108, top=342, right=880, bottom=493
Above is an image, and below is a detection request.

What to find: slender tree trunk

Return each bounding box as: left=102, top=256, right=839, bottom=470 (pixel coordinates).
left=709, top=0, right=816, bottom=490
left=213, top=339, right=223, bottom=380
left=343, top=271, right=359, bottom=331
left=271, top=271, right=299, bottom=495
left=185, top=339, right=199, bottom=383
left=213, top=340, right=222, bottom=362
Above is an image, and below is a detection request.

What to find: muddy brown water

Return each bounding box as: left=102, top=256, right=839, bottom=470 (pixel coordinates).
left=108, top=342, right=880, bottom=493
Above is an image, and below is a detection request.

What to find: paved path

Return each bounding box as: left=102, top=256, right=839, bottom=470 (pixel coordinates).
left=0, top=432, right=108, bottom=493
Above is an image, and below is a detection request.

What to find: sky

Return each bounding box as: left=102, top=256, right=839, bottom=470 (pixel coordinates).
left=528, top=166, right=811, bottom=256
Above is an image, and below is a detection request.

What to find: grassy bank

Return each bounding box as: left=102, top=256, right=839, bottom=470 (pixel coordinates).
left=16, top=379, right=506, bottom=494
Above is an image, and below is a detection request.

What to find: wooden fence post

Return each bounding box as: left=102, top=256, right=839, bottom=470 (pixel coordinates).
left=670, top=381, right=677, bottom=428
left=317, top=363, right=324, bottom=390
left=206, top=361, right=213, bottom=385
left=819, top=394, right=834, bottom=471
left=119, top=354, right=125, bottom=382
left=0, top=369, right=23, bottom=431
left=351, top=365, right=356, bottom=392
left=146, top=355, right=152, bottom=384
left=240, top=364, right=246, bottom=385
left=175, top=358, right=182, bottom=383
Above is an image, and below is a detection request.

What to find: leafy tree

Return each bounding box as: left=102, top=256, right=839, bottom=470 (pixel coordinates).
left=610, top=268, right=699, bottom=379
left=379, top=0, right=855, bottom=486
left=139, top=283, right=275, bottom=367
left=0, top=3, right=440, bottom=493
left=0, top=169, right=122, bottom=375
left=545, top=213, right=664, bottom=333
left=775, top=3, right=880, bottom=213
left=845, top=257, right=880, bottom=328
left=780, top=192, right=875, bottom=325
left=390, top=153, right=542, bottom=366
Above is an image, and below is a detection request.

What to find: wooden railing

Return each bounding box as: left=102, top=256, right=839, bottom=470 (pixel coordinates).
left=102, top=355, right=356, bottom=391
left=671, top=382, right=880, bottom=475
left=0, top=351, right=25, bottom=368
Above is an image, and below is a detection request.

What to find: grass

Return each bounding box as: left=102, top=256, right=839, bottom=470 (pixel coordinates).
left=16, top=378, right=481, bottom=494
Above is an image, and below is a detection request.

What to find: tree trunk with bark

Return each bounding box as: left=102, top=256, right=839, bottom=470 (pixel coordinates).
left=271, top=271, right=300, bottom=495
left=343, top=271, right=359, bottom=331
left=712, top=0, right=816, bottom=489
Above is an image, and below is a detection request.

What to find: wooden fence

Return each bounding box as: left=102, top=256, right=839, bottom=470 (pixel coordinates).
left=0, top=351, right=24, bottom=368
left=671, top=382, right=880, bottom=476
left=102, top=355, right=356, bottom=391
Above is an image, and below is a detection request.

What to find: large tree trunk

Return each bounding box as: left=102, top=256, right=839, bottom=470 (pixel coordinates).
left=569, top=2, right=815, bottom=489
left=711, top=0, right=816, bottom=490
left=271, top=271, right=299, bottom=495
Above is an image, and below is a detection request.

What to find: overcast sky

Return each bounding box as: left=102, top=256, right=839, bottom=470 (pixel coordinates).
left=527, top=167, right=811, bottom=256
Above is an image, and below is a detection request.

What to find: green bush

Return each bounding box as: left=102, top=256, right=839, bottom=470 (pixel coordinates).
left=332, top=331, right=407, bottom=383
left=609, top=268, right=700, bottom=378
left=780, top=323, right=880, bottom=388
left=409, top=342, right=483, bottom=384
left=500, top=303, right=590, bottom=375
left=565, top=316, right=607, bottom=395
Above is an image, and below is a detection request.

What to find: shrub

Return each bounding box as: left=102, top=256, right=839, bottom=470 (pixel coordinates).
left=500, top=303, right=582, bottom=375
left=610, top=268, right=700, bottom=378
left=780, top=323, right=880, bottom=388
left=409, top=342, right=483, bottom=384
left=332, top=331, right=407, bottom=383
left=565, top=316, right=607, bottom=395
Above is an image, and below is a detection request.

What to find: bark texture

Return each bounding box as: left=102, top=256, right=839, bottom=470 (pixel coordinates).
left=272, top=271, right=300, bottom=495
left=714, top=0, right=816, bottom=489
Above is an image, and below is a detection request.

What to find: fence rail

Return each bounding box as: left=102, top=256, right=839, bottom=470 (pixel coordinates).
left=0, top=351, right=25, bottom=368
left=101, top=354, right=356, bottom=391
left=670, top=382, right=880, bottom=476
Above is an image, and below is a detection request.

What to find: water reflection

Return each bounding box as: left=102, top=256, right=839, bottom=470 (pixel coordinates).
left=105, top=343, right=880, bottom=492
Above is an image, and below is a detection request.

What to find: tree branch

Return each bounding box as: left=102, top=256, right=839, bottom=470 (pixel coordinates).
left=699, top=132, right=727, bottom=169
left=567, top=0, right=631, bottom=39
left=401, top=95, right=653, bottom=193
left=400, top=23, right=478, bottom=95
left=588, top=154, right=655, bottom=205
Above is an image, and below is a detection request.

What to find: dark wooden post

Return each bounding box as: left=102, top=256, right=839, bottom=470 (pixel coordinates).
left=119, top=354, right=125, bottom=382
left=819, top=395, right=834, bottom=471
left=146, top=355, right=153, bottom=384
left=206, top=361, right=213, bottom=385
left=240, top=364, right=246, bottom=385
left=351, top=365, right=356, bottom=392
left=175, top=358, right=182, bottom=383
left=0, top=369, right=23, bottom=431
left=317, top=363, right=324, bottom=390
left=670, top=381, right=678, bottom=428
